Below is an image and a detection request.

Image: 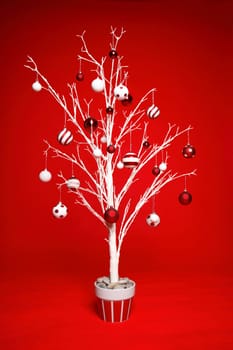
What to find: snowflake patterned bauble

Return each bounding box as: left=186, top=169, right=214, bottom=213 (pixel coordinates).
left=146, top=212, right=160, bottom=227
left=178, top=190, right=192, bottom=205
left=114, top=85, right=129, bottom=101
left=152, top=165, right=160, bottom=176
left=93, top=147, right=102, bottom=158
left=39, top=169, right=52, bottom=182
left=121, top=94, right=133, bottom=106
left=106, top=106, right=114, bottom=115
left=104, top=207, right=119, bottom=223
left=66, top=176, right=80, bottom=191
left=109, top=49, right=118, bottom=59
left=117, top=161, right=124, bottom=169
left=159, top=162, right=167, bottom=171
left=57, top=128, right=73, bottom=145
left=122, top=152, right=140, bottom=168
left=52, top=202, right=68, bottom=219
left=76, top=72, right=84, bottom=81
left=84, top=117, right=98, bottom=132
left=147, top=104, right=160, bottom=119
left=107, top=144, right=116, bottom=154
left=91, top=77, right=105, bottom=92
left=32, top=81, right=42, bottom=92
left=143, top=140, right=150, bottom=148
left=182, top=144, right=196, bottom=158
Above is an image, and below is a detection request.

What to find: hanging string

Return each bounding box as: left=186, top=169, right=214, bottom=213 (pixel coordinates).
left=59, top=186, right=62, bottom=203
left=79, top=58, right=82, bottom=72
left=71, top=161, right=74, bottom=177
left=187, top=129, right=190, bottom=144
left=44, top=151, right=48, bottom=170
left=63, top=110, right=67, bottom=128
left=129, top=126, right=132, bottom=151
left=152, top=194, right=156, bottom=212
left=152, top=89, right=155, bottom=105
left=154, top=153, right=158, bottom=166
left=184, top=175, right=187, bottom=191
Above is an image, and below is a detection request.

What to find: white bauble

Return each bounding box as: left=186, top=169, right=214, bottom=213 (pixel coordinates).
left=100, top=135, right=107, bottom=143
left=159, top=162, right=167, bottom=171
left=93, top=147, right=102, bottom=158
left=114, top=85, right=129, bottom=100
left=39, top=169, right=52, bottom=182
left=52, top=202, right=68, bottom=219
left=147, top=104, right=160, bottom=119
left=32, top=81, right=42, bottom=92
left=66, top=177, right=80, bottom=191
left=91, top=77, right=105, bottom=92
left=146, top=212, right=160, bottom=227
left=117, top=161, right=124, bottom=169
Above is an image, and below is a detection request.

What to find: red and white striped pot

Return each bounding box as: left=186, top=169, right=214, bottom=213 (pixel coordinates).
left=94, top=280, right=136, bottom=323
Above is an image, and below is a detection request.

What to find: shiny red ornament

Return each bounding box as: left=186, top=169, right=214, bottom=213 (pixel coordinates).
left=143, top=140, right=150, bottom=148
left=107, top=144, right=116, bottom=154
left=121, top=94, right=133, bottom=106
left=152, top=165, right=160, bottom=176
left=104, top=207, right=119, bottom=223
left=109, top=49, right=118, bottom=59
left=76, top=72, right=84, bottom=81
left=178, top=190, right=192, bottom=205
left=106, top=106, right=114, bottom=114
left=84, top=117, right=98, bottom=132
left=182, top=144, right=196, bottom=158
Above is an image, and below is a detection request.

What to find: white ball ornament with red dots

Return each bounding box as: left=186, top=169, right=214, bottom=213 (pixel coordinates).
left=52, top=202, right=68, bottom=219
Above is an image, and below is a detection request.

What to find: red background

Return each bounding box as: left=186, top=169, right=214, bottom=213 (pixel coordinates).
left=1, top=0, right=233, bottom=349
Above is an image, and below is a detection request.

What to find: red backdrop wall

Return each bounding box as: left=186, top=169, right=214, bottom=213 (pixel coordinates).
left=1, top=0, right=233, bottom=278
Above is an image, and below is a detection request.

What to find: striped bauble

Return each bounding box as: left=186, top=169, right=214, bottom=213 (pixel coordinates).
left=122, top=152, right=140, bottom=168
left=146, top=104, right=160, bottom=119
left=57, top=128, right=73, bottom=145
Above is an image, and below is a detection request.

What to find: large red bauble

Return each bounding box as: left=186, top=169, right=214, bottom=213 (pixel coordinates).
left=178, top=190, right=192, bottom=205
left=84, top=117, right=98, bottom=132
left=182, top=144, right=196, bottom=158
left=152, top=165, right=160, bottom=176
left=104, top=207, right=119, bottom=223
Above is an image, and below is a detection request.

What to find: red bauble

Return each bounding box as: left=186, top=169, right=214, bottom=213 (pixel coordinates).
left=178, top=190, right=192, bottom=205
left=104, top=207, right=119, bottom=223
left=152, top=165, right=160, bottom=176
left=182, top=144, right=196, bottom=158
left=106, top=106, right=114, bottom=114
left=84, top=117, right=98, bottom=132
left=107, top=144, right=116, bottom=154
left=109, top=49, right=118, bottom=59
left=76, top=72, right=84, bottom=81
left=121, top=94, right=133, bottom=106
left=143, top=140, right=150, bottom=148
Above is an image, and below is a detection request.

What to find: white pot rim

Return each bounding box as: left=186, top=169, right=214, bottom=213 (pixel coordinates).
left=94, top=280, right=136, bottom=301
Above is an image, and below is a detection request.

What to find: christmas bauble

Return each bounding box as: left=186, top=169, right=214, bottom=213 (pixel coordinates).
left=107, top=144, right=116, bottom=154
left=159, top=162, right=167, bottom=171
left=147, top=104, right=160, bottom=119
left=143, top=140, right=150, bottom=148
left=39, top=169, right=52, bottom=182
left=106, top=106, right=114, bottom=114
left=114, top=85, right=129, bottom=101
left=76, top=72, right=84, bottom=81
left=84, top=117, right=98, bottom=132
left=100, top=135, right=107, bottom=143
left=32, top=81, right=42, bottom=92
left=109, top=49, right=118, bottom=59
left=93, top=148, right=102, bottom=158
left=122, top=152, right=140, bottom=168
left=52, top=202, right=68, bottom=219
left=182, top=144, right=196, bottom=158
left=146, top=212, right=160, bottom=227
left=117, top=161, right=124, bottom=169
left=66, top=176, right=80, bottom=191
left=91, top=77, right=105, bottom=92
left=152, top=166, right=160, bottom=176
left=57, top=128, right=73, bottom=145
left=178, top=191, right=192, bottom=205
left=104, top=207, right=119, bottom=223
left=121, top=94, right=133, bottom=106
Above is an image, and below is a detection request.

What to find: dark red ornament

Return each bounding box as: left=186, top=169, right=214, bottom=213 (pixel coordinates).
left=143, top=140, right=150, bottom=148
left=76, top=72, right=84, bottom=81
left=84, top=117, right=98, bottom=132
left=178, top=190, right=192, bottom=205
left=109, top=49, right=118, bottom=59
left=106, top=106, right=114, bottom=114
left=104, top=207, right=119, bottom=223
left=182, top=144, right=196, bottom=158
left=107, top=144, right=116, bottom=154
left=152, top=166, right=160, bottom=176
left=121, top=94, right=133, bottom=106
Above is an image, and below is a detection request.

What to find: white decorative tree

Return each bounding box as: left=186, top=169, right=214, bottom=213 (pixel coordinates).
left=25, top=27, right=196, bottom=288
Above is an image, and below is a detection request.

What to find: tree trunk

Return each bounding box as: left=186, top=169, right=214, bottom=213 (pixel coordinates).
left=108, top=224, right=119, bottom=283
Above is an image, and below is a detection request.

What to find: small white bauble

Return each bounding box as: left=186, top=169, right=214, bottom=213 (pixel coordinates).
left=93, top=147, right=102, bottom=158
left=147, top=104, right=160, bottom=119
left=91, top=77, right=105, bottom=92
left=146, top=212, right=160, bottom=227
left=159, top=162, right=167, bottom=171
left=114, top=85, right=129, bottom=100
left=66, top=177, right=80, bottom=191
left=32, top=81, right=42, bottom=92
left=117, top=161, right=124, bottom=169
left=52, top=202, right=68, bottom=219
left=100, top=135, right=107, bottom=143
left=39, top=169, right=52, bottom=182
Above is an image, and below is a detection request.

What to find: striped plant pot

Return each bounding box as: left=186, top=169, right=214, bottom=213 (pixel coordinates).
left=94, top=280, right=136, bottom=323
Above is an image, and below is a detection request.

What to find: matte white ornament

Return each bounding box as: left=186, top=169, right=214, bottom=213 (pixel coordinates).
left=114, top=85, right=129, bottom=100
left=159, top=162, right=167, bottom=171
left=93, top=148, right=102, bottom=158
left=100, top=135, right=107, bottom=143
left=39, top=169, right=52, bottom=182
left=66, top=177, right=80, bottom=191
left=91, top=77, right=105, bottom=92
left=52, top=202, right=68, bottom=219
left=147, top=104, right=160, bottom=119
left=32, top=81, right=42, bottom=92
left=146, top=212, right=160, bottom=227
left=117, top=161, right=124, bottom=169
